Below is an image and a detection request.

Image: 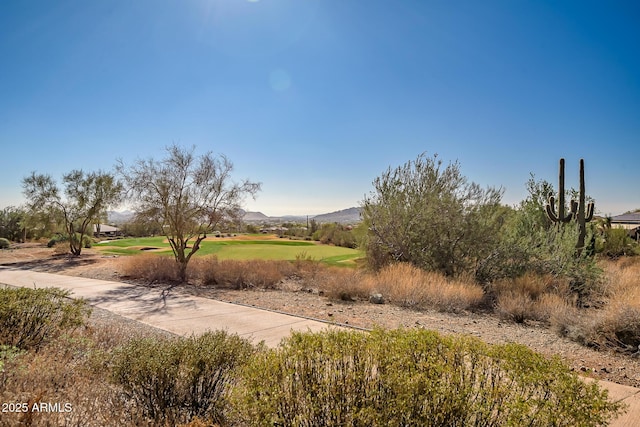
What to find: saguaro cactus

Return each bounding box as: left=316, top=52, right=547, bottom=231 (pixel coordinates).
left=545, top=158, right=574, bottom=224
left=575, top=159, right=595, bottom=254
left=545, top=158, right=595, bottom=255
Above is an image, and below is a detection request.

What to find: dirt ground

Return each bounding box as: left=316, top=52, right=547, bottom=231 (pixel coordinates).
left=2, top=243, right=640, bottom=388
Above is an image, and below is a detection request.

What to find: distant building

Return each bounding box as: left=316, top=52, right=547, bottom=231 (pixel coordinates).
left=610, top=213, right=640, bottom=241
left=93, top=224, right=121, bottom=237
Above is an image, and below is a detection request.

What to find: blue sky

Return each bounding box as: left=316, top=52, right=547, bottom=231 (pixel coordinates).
left=1, top=0, right=638, bottom=216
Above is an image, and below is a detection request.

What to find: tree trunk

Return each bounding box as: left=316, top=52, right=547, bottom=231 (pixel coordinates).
left=178, top=260, right=188, bottom=282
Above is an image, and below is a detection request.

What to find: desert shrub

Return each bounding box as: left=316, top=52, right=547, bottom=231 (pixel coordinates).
left=366, top=263, right=483, bottom=312
left=312, top=223, right=358, bottom=248
left=46, top=233, right=93, bottom=250
left=491, top=274, right=575, bottom=323
left=0, top=287, right=90, bottom=351
left=317, top=267, right=370, bottom=301
left=0, top=238, right=10, bottom=249
left=477, top=176, right=603, bottom=304
left=47, top=233, right=67, bottom=248
left=584, top=301, right=640, bottom=351
left=572, top=259, right=640, bottom=350
left=188, top=256, right=295, bottom=289
left=361, top=153, right=506, bottom=277
left=121, top=253, right=180, bottom=283
left=484, top=224, right=602, bottom=298
left=233, top=328, right=624, bottom=427
left=598, top=227, right=635, bottom=258
left=495, top=289, right=536, bottom=323
left=549, top=259, right=640, bottom=351
left=82, top=234, right=93, bottom=248
left=0, top=325, right=143, bottom=427
left=109, top=331, right=255, bottom=426
left=0, top=345, right=23, bottom=374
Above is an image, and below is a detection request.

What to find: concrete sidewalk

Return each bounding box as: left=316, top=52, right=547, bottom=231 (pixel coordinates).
left=0, top=267, right=339, bottom=347
left=0, top=267, right=638, bottom=426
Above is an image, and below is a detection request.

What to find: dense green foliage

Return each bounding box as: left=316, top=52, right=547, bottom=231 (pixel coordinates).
left=109, top=331, right=256, bottom=426
left=598, top=227, right=636, bottom=258
left=233, top=328, right=623, bottom=426
left=0, top=287, right=90, bottom=351
left=0, top=238, right=10, bottom=249
left=476, top=175, right=601, bottom=299
left=47, top=233, right=94, bottom=249
left=0, top=206, right=25, bottom=242
left=361, top=153, right=505, bottom=276
left=312, top=222, right=358, bottom=248
left=119, top=217, right=164, bottom=237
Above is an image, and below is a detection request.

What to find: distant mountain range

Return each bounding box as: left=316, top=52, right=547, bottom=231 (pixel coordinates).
left=108, top=207, right=362, bottom=225
left=242, top=207, right=362, bottom=224
left=311, top=207, right=362, bottom=223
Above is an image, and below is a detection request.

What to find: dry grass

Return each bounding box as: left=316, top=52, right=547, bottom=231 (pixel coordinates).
left=492, top=273, right=575, bottom=324
left=0, top=326, right=133, bottom=427
left=118, top=253, right=640, bottom=351
left=121, top=253, right=180, bottom=283
left=364, top=263, right=483, bottom=312
left=575, top=258, right=640, bottom=351
left=317, top=268, right=370, bottom=301
left=188, top=256, right=293, bottom=289
left=119, top=255, right=482, bottom=312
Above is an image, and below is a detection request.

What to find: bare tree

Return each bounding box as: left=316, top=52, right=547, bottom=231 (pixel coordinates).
left=117, top=145, right=261, bottom=282
left=22, top=170, right=123, bottom=255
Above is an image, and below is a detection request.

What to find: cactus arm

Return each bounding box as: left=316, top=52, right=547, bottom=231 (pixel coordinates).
left=585, top=202, right=594, bottom=222
left=547, top=195, right=573, bottom=223
left=545, top=158, right=574, bottom=223
left=546, top=158, right=595, bottom=256
left=546, top=196, right=559, bottom=222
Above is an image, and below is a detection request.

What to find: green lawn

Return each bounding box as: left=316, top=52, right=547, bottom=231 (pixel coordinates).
left=95, top=236, right=363, bottom=266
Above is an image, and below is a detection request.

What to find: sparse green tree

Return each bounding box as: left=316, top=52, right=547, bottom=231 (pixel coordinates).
left=22, top=170, right=122, bottom=255
left=117, top=144, right=261, bottom=281
left=361, top=153, right=504, bottom=276
left=312, top=222, right=357, bottom=248
left=120, top=217, right=164, bottom=237
left=0, top=206, right=26, bottom=242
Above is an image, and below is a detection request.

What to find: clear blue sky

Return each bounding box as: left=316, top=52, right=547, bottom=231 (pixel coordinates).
left=1, top=0, right=638, bottom=216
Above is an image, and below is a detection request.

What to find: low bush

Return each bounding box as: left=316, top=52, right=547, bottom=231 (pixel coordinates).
left=492, top=273, right=575, bottom=323
left=317, top=267, right=369, bottom=301
left=598, top=227, right=635, bottom=258
left=121, top=253, right=180, bottom=283
left=47, top=234, right=66, bottom=248
left=585, top=300, right=640, bottom=351
left=233, top=328, right=624, bottom=426
left=0, top=344, right=22, bottom=374
left=188, top=256, right=295, bottom=289
left=312, top=223, right=357, bottom=248
left=572, top=258, right=640, bottom=351
left=82, top=234, right=93, bottom=248
left=366, top=263, right=483, bottom=312
left=0, top=238, right=10, bottom=249
left=0, top=287, right=90, bottom=351
left=46, top=233, right=93, bottom=250
left=109, top=331, right=256, bottom=426
left=0, top=323, right=151, bottom=427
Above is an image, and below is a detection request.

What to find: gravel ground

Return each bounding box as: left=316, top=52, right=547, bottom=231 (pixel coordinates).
left=2, top=244, right=640, bottom=388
